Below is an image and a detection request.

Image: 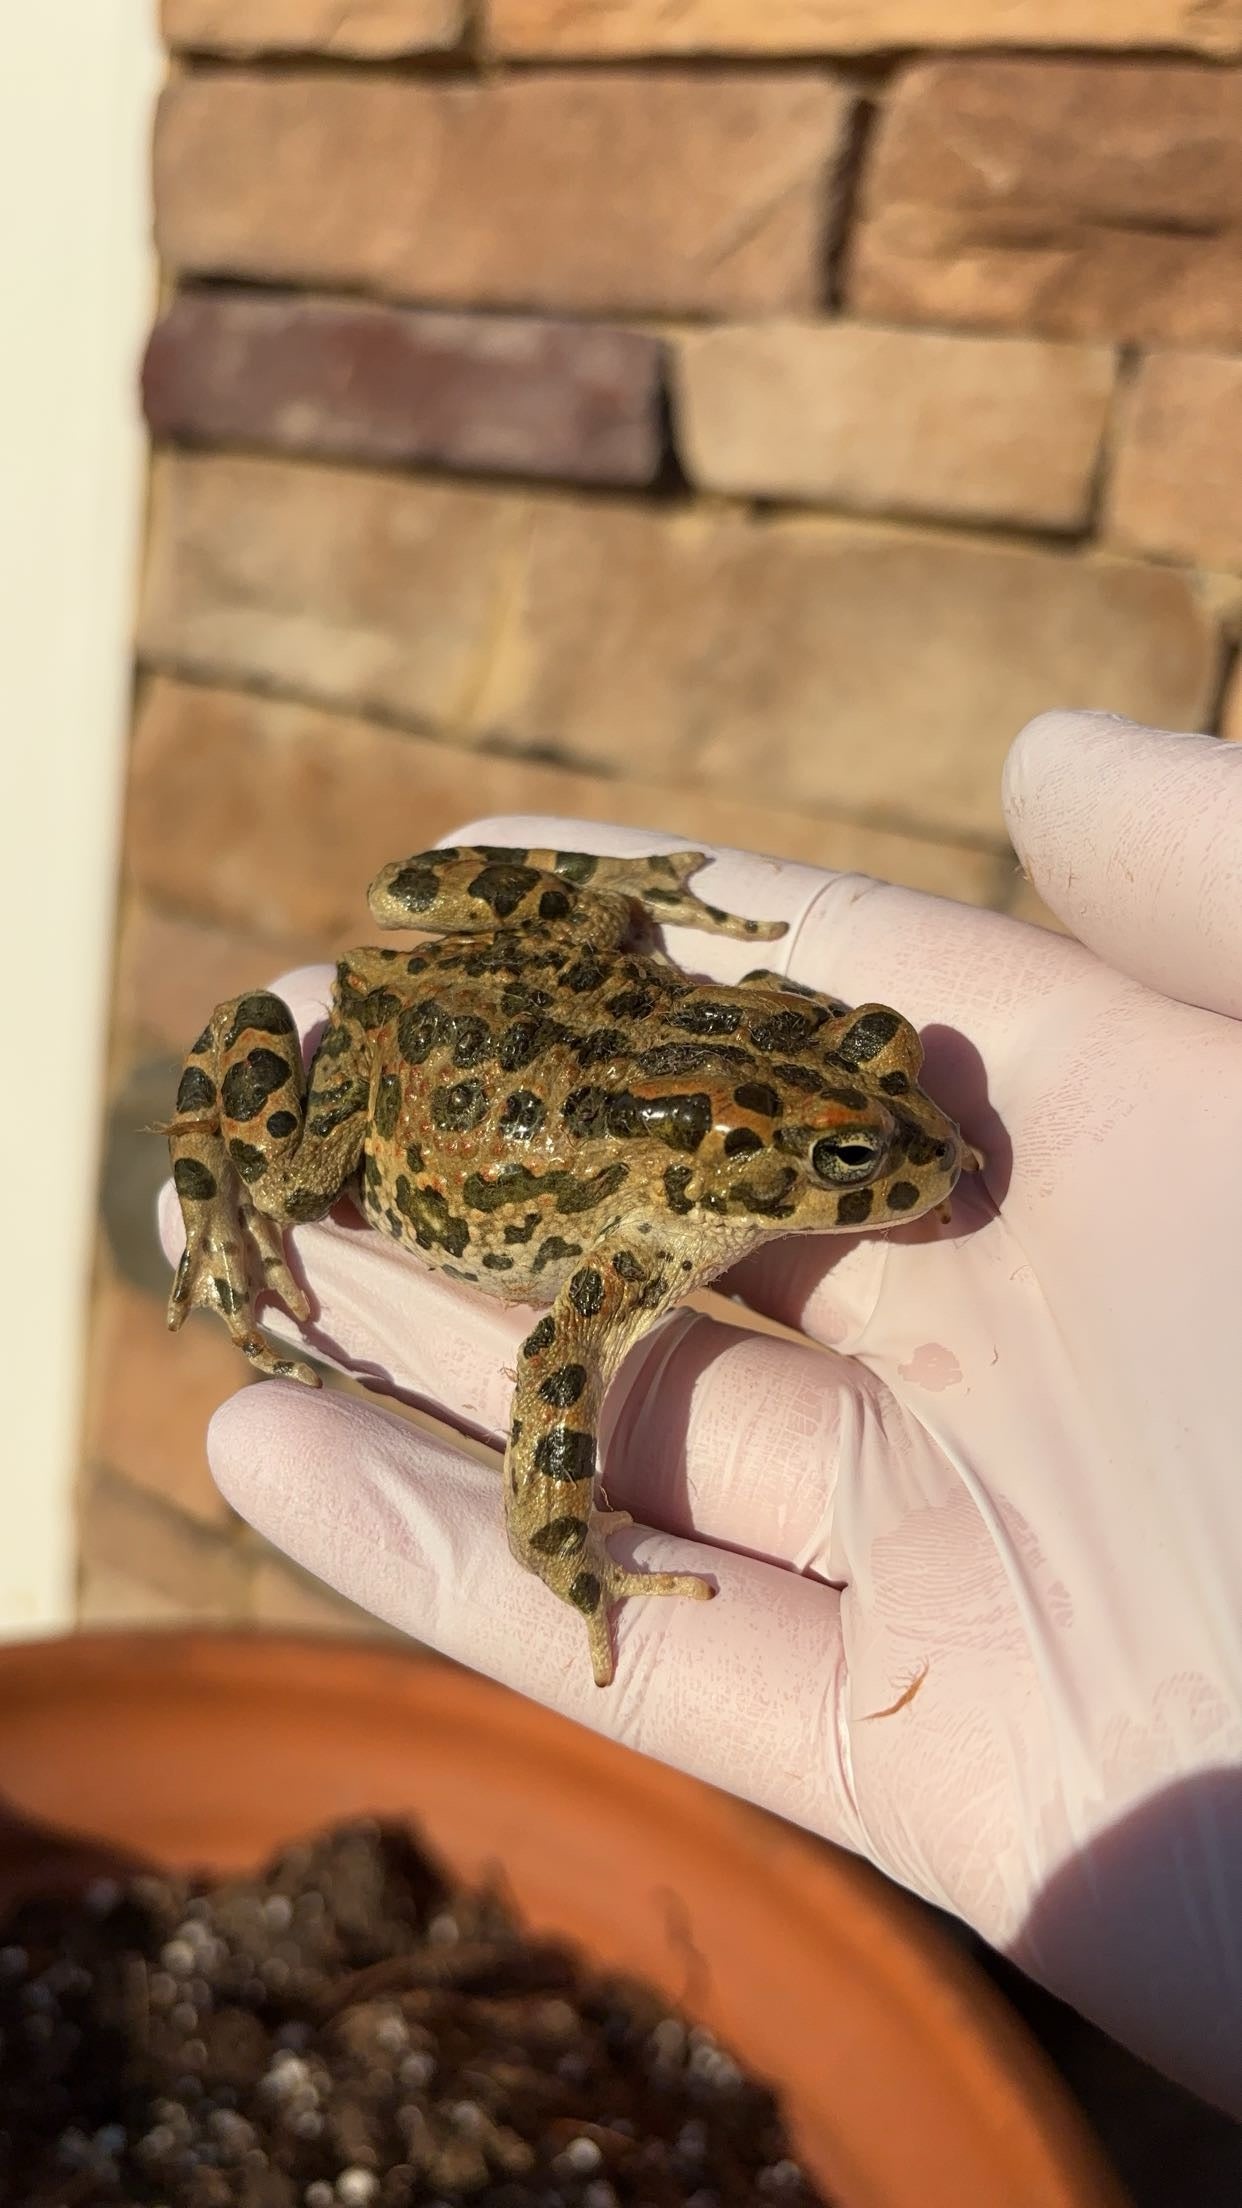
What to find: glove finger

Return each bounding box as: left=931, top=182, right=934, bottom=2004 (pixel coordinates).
left=1003, top=710, right=1242, bottom=1019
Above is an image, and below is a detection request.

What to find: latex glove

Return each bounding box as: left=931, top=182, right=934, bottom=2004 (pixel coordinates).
left=159, top=711, right=1242, bottom=2116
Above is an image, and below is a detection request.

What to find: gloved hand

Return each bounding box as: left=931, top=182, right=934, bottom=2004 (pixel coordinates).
left=160, top=710, right=1242, bottom=2116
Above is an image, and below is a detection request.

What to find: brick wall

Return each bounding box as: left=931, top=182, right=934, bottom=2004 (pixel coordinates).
left=83, top=1, right=1242, bottom=1625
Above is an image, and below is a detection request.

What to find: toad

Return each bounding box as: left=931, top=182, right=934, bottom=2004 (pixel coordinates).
left=167, top=847, right=978, bottom=1683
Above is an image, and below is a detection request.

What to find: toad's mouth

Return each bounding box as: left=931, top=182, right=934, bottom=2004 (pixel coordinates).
left=934, top=1136, right=986, bottom=1221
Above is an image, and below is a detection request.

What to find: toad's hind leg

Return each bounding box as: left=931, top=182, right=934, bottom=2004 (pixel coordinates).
left=508, top=1239, right=713, bottom=1686
left=165, top=985, right=370, bottom=1384
left=165, top=993, right=315, bottom=1381
left=367, top=845, right=785, bottom=946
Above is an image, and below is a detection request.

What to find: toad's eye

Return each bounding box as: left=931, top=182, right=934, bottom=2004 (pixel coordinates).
left=811, top=1130, right=888, bottom=1184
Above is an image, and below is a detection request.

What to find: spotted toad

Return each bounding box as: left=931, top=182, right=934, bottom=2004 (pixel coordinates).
left=167, top=847, right=978, bottom=1684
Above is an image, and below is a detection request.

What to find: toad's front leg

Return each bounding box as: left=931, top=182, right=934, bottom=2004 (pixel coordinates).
left=165, top=985, right=371, bottom=1383
left=508, top=1239, right=714, bottom=1686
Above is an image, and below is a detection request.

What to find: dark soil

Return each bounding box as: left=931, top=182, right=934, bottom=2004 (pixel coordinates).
left=0, top=1818, right=830, bottom=2208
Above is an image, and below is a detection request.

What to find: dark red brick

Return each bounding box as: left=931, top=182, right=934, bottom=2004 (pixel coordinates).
left=143, top=290, right=665, bottom=487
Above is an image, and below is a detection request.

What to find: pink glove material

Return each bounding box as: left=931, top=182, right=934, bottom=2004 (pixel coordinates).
left=160, top=711, right=1242, bottom=2115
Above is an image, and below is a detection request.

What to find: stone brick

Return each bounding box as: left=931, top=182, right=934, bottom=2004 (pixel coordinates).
left=144, top=291, right=665, bottom=488
left=673, top=321, right=1114, bottom=531
left=78, top=1474, right=250, bottom=1622
left=480, top=510, right=1221, bottom=842
left=163, top=0, right=463, bottom=51
left=1106, top=352, right=1242, bottom=571
left=850, top=59, right=1242, bottom=348
left=488, top=0, right=1242, bottom=57
left=137, top=456, right=1223, bottom=842
left=1220, top=659, right=1242, bottom=744
left=83, top=1273, right=244, bottom=1527
left=138, top=451, right=526, bottom=733
left=126, top=679, right=479, bottom=941
left=153, top=70, right=848, bottom=317
left=164, top=0, right=462, bottom=51
left=78, top=1563, right=192, bottom=1627
left=128, top=679, right=1006, bottom=948
left=100, top=1054, right=186, bottom=1300
left=114, top=894, right=321, bottom=1056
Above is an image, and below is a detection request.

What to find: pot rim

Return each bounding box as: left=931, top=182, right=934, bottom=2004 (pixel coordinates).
left=0, top=1628, right=1126, bottom=2208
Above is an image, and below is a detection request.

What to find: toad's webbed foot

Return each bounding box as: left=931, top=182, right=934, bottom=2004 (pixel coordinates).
left=166, top=1143, right=319, bottom=1388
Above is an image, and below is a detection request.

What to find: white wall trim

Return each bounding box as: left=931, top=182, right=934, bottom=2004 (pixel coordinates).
left=0, top=8, right=162, bottom=1630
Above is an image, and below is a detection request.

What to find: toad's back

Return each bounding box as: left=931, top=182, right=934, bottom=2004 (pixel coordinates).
left=356, top=919, right=858, bottom=1301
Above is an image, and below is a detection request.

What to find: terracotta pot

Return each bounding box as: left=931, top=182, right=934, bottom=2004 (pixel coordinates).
left=0, top=1631, right=1125, bottom=2208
